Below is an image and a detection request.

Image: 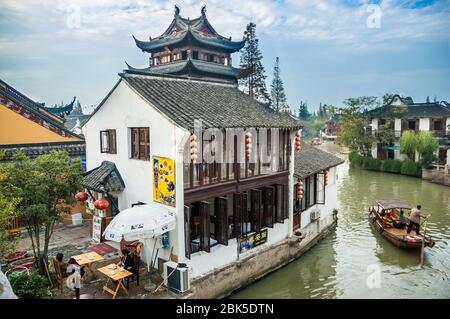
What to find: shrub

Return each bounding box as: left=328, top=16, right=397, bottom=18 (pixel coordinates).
left=9, top=271, right=51, bottom=299
left=363, top=157, right=381, bottom=171
left=401, top=160, right=421, bottom=176
left=381, top=159, right=402, bottom=174
left=349, top=152, right=363, bottom=167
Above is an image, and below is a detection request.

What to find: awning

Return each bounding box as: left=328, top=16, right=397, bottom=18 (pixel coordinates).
left=376, top=199, right=412, bottom=210
left=81, top=161, right=125, bottom=193
left=102, top=204, right=176, bottom=242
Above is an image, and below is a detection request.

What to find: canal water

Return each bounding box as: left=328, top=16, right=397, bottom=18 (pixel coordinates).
left=231, top=143, right=450, bottom=299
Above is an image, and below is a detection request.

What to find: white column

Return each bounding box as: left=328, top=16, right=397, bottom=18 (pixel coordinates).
left=394, top=118, right=402, bottom=138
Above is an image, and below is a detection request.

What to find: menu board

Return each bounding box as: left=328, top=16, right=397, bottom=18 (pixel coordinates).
left=238, top=229, right=268, bottom=254
left=92, top=216, right=102, bottom=243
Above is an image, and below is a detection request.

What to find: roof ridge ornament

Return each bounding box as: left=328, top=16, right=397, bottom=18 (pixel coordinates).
left=201, top=5, right=206, bottom=17
left=174, top=4, right=180, bottom=16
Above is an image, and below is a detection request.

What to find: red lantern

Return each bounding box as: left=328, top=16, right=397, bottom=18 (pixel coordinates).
left=297, top=180, right=303, bottom=200
left=324, top=170, right=328, bottom=186
left=245, top=132, right=252, bottom=158
left=75, top=191, right=88, bottom=202
left=190, top=134, right=198, bottom=162
left=94, top=198, right=110, bottom=210
left=295, top=129, right=301, bottom=151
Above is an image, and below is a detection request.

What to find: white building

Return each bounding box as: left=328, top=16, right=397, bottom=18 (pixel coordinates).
left=81, top=6, right=344, bottom=298
left=369, top=95, right=450, bottom=165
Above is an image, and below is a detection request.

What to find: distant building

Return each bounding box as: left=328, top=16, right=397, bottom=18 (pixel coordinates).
left=321, top=114, right=340, bottom=140
left=368, top=95, right=450, bottom=165
left=0, top=79, right=85, bottom=163
left=43, top=98, right=90, bottom=134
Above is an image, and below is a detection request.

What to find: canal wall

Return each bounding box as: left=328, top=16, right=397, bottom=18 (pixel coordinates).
left=422, top=168, right=450, bottom=187
left=186, top=213, right=337, bottom=299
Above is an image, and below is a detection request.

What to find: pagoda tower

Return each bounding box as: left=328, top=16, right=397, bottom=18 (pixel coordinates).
left=126, top=5, right=247, bottom=83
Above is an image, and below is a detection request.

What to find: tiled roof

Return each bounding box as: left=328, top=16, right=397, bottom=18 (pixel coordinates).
left=0, top=141, right=85, bottom=162
left=125, top=59, right=243, bottom=79
left=81, top=161, right=125, bottom=193
left=368, top=95, right=450, bottom=119
left=133, top=7, right=245, bottom=53
left=118, top=73, right=301, bottom=130
left=294, top=144, right=344, bottom=178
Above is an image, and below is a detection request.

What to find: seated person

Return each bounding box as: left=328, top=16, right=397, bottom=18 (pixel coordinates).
left=386, top=210, right=395, bottom=217
left=55, top=253, right=68, bottom=275
left=380, top=209, right=386, bottom=217
left=67, top=258, right=85, bottom=278
left=117, top=249, right=135, bottom=271
left=393, top=209, right=408, bottom=229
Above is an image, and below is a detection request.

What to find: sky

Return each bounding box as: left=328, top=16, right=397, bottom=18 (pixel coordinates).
left=0, top=0, right=449, bottom=114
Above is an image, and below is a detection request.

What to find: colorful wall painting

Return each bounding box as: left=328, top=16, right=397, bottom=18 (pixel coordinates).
left=153, top=156, right=176, bottom=207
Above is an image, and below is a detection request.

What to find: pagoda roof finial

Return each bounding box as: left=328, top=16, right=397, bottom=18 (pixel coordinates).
left=201, top=5, right=207, bottom=18
left=174, top=4, right=180, bottom=16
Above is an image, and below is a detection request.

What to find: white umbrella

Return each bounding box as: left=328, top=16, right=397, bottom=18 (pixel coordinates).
left=102, top=204, right=176, bottom=271
left=103, top=204, right=176, bottom=242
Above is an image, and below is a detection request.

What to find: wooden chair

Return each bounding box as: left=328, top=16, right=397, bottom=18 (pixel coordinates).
left=52, top=257, right=64, bottom=292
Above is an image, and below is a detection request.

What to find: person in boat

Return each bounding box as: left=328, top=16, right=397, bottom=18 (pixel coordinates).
left=393, top=209, right=407, bottom=229
left=407, top=205, right=422, bottom=235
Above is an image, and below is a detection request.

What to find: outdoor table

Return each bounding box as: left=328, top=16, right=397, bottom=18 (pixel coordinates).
left=71, top=252, right=104, bottom=279
left=97, top=265, right=133, bottom=299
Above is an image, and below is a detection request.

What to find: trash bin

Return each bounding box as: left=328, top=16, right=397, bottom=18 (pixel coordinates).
left=72, top=213, right=83, bottom=226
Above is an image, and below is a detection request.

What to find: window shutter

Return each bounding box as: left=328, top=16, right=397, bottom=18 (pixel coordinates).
left=184, top=205, right=191, bottom=260
left=233, top=193, right=242, bottom=239
left=215, top=197, right=228, bottom=246
left=109, top=130, right=117, bottom=154
left=263, top=187, right=275, bottom=228
left=275, top=184, right=285, bottom=223
left=199, top=201, right=210, bottom=253
left=250, top=189, right=262, bottom=232
left=131, top=128, right=139, bottom=159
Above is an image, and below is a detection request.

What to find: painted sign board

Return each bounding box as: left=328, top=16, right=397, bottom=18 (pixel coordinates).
left=92, top=216, right=102, bottom=243
left=153, top=156, right=176, bottom=207
left=238, top=229, right=268, bottom=254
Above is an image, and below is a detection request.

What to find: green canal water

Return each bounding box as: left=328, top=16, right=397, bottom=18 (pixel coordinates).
left=231, top=143, right=450, bottom=299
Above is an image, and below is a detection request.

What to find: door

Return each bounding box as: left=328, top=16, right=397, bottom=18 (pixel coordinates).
left=262, top=187, right=275, bottom=228
left=275, top=184, right=286, bottom=223
left=215, top=197, right=228, bottom=245
left=199, top=201, right=211, bottom=253
left=184, top=205, right=191, bottom=259
left=250, top=189, right=262, bottom=232
left=233, top=192, right=247, bottom=238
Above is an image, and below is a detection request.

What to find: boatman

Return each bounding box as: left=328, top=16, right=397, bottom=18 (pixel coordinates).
left=407, top=205, right=422, bottom=235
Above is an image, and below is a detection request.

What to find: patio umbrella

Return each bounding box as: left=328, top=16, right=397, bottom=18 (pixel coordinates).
left=103, top=204, right=176, bottom=242
left=102, top=204, right=176, bottom=271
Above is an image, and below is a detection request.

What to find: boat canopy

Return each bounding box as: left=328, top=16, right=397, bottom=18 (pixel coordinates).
left=376, top=199, right=413, bottom=210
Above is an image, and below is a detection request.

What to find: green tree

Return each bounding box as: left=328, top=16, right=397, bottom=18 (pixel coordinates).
left=336, top=98, right=376, bottom=156
left=382, top=93, right=395, bottom=105
left=239, top=22, right=270, bottom=103
left=343, top=96, right=379, bottom=111
left=399, top=130, right=418, bottom=161
left=416, top=131, right=439, bottom=167
left=270, top=57, right=288, bottom=112
left=0, top=151, right=21, bottom=261
left=1, top=151, right=83, bottom=274
left=298, top=101, right=311, bottom=120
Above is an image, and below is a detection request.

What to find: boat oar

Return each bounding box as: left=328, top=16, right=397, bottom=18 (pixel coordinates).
left=419, top=214, right=431, bottom=267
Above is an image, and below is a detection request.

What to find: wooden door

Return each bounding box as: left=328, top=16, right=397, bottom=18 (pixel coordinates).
left=263, top=187, right=275, bottom=228
left=215, top=197, right=228, bottom=245
left=250, top=189, right=262, bottom=232
left=199, top=201, right=210, bottom=253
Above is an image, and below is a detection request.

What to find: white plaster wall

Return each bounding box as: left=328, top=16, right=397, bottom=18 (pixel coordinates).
left=371, top=119, right=378, bottom=133
left=187, top=222, right=290, bottom=278
left=419, top=118, right=430, bottom=131
left=371, top=144, right=377, bottom=158
left=300, top=167, right=338, bottom=229
left=447, top=149, right=450, bottom=166
left=394, top=118, right=402, bottom=131
left=83, top=80, right=189, bottom=264
left=446, top=117, right=450, bottom=133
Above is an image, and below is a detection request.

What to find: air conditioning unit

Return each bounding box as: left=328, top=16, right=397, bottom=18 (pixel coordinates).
left=310, top=210, right=320, bottom=221
left=163, top=261, right=190, bottom=293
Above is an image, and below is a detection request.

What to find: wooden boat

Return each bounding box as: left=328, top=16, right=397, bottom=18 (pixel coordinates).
left=368, top=199, right=435, bottom=249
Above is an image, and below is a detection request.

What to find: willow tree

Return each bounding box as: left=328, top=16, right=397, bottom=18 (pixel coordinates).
left=416, top=131, right=439, bottom=167
left=399, top=130, right=417, bottom=161
left=1, top=151, right=83, bottom=274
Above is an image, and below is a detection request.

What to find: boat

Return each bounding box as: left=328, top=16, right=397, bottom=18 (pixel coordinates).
left=368, top=199, right=435, bottom=249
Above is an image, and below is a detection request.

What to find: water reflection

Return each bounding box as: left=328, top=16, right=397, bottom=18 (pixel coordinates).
left=231, top=143, right=450, bottom=299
